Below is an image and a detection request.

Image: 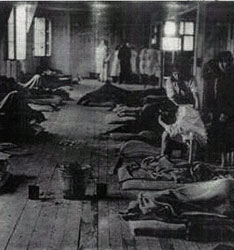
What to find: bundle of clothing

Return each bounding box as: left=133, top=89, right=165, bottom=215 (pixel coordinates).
left=0, top=90, right=46, bottom=139
left=162, top=105, right=208, bottom=146
left=121, top=179, right=234, bottom=241
left=77, top=81, right=166, bottom=108
left=0, top=75, right=70, bottom=112
left=118, top=155, right=233, bottom=190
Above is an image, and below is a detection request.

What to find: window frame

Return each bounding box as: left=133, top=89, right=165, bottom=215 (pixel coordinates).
left=7, top=5, right=27, bottom=61
left=33, top=17, right=52, bottom=57
left=179, top=21, right=195, bottom=52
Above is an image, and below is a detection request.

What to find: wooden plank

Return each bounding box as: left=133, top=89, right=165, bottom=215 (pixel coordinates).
left=135, top=237, right=150, bottom=250
left=4, top=200, right=42, bottom=250
left=159, top=238, right=175, bottom=250
left=0, top=144, right=47, bottom=250
left=59, top=201, right=82, bottom=250
left=183, top=239, right=201, bottom=250
left=79, top=201, right=98, bottom=250
left=26, top=202, right=58, bottom=250
left=146, top=237, right=162, bottom=250
left=47, top=201, right=70, bottom=250
left=118, top=200, right=136, bottom=250
left=8, top=143, right=59, bottom=250
left=98, top=201, right=110, bottom=250
left=170, top=239, right=187, bottom=250
left=108, top=201, right=123, bottom=250
left=196, top=242, right=217, bottom=250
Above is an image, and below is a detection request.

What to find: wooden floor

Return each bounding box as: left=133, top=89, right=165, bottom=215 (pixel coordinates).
left=1, top=80, right=234, bottom=250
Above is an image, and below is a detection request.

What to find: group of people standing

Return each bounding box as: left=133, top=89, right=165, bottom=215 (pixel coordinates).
left=95, top=40, right=161, bottom=85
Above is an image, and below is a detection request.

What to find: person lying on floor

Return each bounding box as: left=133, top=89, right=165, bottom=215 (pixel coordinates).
left=10, top=71, right=70, bottom=100
left=158, top=64, right=207, bottom=159
left=122, top=178, right=234, bottom=220
left=0, top=90, right=46, bottom=137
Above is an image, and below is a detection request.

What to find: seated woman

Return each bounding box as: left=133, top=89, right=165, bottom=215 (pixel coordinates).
left=158, top=64, right=207, bottom=160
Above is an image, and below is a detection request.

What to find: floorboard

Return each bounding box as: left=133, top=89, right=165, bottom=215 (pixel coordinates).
left=98, top=201, right=110, bottom=250
left=0, top=80, right=232, bottom=250
left=108, top=201, right=124, bottom=250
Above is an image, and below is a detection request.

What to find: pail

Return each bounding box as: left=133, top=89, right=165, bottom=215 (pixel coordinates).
left=57, top=162, right=91, bottom=197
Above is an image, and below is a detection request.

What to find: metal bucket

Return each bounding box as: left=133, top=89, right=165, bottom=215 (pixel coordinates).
left=57, top=162, right=91, bottom=197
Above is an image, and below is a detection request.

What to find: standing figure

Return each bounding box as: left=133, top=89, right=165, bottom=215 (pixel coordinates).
left=203, top=58, right=220, bottom=114
left=130, top=46, right=138, bottom=75
left=110, top=45, right=120, bottom=83
left=95, top=40, right=108, bottom=82
left=213, top=51, right=234, bottom=167
left=118, top=41, right=131, bottom=84
left=139, top=46, right=148, bottom=85
left=145, top=46, right=160, bottom=86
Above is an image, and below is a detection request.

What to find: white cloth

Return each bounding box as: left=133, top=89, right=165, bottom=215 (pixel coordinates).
left=139, top=48, right=148, bottom=75
left=110, top=50, right=120, bottom=77
left=18, top=74, right=42, bottom=89
left=145, top=49, right=161, bottom=76
left=164, top=105, right=208, bottom=146
left=131, top=49, right=138, bottom=74
left=95, top=42, right=108, bottom=75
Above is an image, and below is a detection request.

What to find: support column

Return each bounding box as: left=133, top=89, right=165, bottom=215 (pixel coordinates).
left=193, top=2, right=206, bottom=108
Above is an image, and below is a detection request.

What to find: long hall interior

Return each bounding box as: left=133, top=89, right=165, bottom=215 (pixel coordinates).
left=1, top=1, right=234, bottom=250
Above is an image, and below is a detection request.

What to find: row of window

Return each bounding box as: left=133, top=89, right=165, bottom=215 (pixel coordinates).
left=151, top=21, right=195, bottom=51
left=8, top=5, right=52, bottom=60
left=8, top=6, right=194, bottom=60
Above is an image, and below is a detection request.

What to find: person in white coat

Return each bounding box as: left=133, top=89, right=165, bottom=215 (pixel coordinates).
left=95, top=40, right=108, bottom=82
left=110, top=45, right=120, bottom=83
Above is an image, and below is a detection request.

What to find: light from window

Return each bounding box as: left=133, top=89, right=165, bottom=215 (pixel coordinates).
left=34, top=18, right=46, bottom=56
left=185, top=22, right=194, bottom=35
left=162, top=37, right=181, bottom=51
left=34, top=17, right=52, bottom=57
left=179, top=22, right=184, bottom=35
left=183, top=36, right=194, bottom=51
left=16, top=5, right=27, bottom=60
left=179, top=21, right=195, bottom=51
left=8, top=10, right=15, bottom=59
left=8, top=5, right=27, bottom=60
left=164, top=21, right=176, bottom=36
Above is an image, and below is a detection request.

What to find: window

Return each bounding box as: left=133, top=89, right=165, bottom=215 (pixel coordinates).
left=162, top=37, right=181, bottom=51
left=8, top=5, right=27, bottom=60
left=179, top=21, right=195, bottom=51
left=164, top=21, right=176, bottom=36
left=34, top=17, right=52, bottom=57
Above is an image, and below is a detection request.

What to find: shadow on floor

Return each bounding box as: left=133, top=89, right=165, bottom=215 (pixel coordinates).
left=0, top=174, right=37, bottom=194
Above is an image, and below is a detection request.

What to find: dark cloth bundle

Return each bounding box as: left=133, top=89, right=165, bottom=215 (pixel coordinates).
left=77, top=82, right=167, bottom=107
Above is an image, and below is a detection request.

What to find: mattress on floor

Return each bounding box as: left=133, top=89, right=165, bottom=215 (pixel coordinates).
left=119, top=140, right=160, bottom=158
left=28, top=95, right=63, bottom=106
left=128, top=219, right=186, bottom=237
left=105, top=113, right=136, bottom=124
left=118, top=165, right=186, bottom=191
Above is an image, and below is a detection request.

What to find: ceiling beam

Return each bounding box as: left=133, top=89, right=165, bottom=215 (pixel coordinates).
left=168, top=3, right=198, bottom=20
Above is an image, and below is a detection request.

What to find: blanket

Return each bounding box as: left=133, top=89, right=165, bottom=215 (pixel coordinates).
left=124, top=179, right=234, bottom=221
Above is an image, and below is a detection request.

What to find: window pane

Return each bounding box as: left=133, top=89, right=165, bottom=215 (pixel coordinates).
left=185, top=22, right=194, bottom=35
left=8, top=10, right=15, bottom=59
left=16, top=5, right=27, bottom=60
left=34, top=17, right=46, bottom=56
left=162, top=37, right=181, bottom=51
left=179, top=21, right=184, bottom=35
left=164, top=21, right=176, bottom=36
left=46, top=20, right=52, bottom=56
left=183, top=36, right=194, bottom=51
